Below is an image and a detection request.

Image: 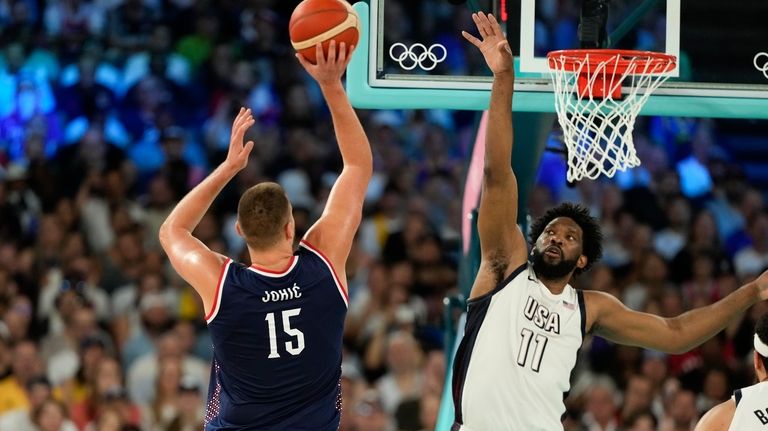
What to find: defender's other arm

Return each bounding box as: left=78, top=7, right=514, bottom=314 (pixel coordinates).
left=587, top=270, right=768, bottom=353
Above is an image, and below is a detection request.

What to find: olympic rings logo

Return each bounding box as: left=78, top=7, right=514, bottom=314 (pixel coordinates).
left=755, top=52, right=768, bottom=80
left=389, top=43, right=447, bottom=71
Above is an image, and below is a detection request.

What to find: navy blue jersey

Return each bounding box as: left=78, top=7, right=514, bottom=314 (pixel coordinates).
left=203, top=240, right=348, bottom=431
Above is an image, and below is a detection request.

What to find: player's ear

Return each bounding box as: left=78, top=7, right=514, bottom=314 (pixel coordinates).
left=755, top=350, right=765, bottom=375
left=284, top=217, right=294, bottom=240
left=235, top=221, right=244, bottom=239
left=577, top=255, right=588, bottom=270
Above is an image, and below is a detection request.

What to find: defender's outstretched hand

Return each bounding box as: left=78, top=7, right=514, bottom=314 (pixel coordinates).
left=296, top=41, right=355, bottom=86
left=224, top=107, right=255, bottom=172
left=462, top=12, right=513, bottom=76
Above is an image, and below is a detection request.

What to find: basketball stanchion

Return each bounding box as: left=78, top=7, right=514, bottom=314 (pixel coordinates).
left=547, top=49, right=676, bottom=182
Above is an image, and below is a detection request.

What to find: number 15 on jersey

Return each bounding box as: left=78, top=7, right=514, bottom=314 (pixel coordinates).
left=265, top=308, right=305, bottom=358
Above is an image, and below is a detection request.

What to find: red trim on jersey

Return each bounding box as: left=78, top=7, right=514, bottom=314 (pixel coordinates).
left=250, top=255, right=297, bottom=275
left=205, top=258, right=231, bottom=321
left=299, top=239, right=349, bottom=305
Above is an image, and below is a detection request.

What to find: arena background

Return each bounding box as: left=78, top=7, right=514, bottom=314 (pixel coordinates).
left=1, top=0, right=768, bottom=430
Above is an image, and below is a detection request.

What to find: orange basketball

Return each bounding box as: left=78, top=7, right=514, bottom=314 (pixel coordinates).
left=289, top=0, right=360, bottom=64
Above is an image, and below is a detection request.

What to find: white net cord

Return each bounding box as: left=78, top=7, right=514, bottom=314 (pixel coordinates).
left=548, top=52, right=675, bottom=182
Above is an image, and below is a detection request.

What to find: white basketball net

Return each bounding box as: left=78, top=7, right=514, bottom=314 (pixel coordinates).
left=547, top=51, right=675, bottom=182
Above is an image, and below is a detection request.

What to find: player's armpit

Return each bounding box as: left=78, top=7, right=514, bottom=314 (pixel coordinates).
left=694, top=399, right=735, bottom=431
left=469, top=245, right=527, bottom=299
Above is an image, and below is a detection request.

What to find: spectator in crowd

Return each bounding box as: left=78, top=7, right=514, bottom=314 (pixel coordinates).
left=0, top=376, right=78, bottom=431
left=0, top=340, right=42, bottom=415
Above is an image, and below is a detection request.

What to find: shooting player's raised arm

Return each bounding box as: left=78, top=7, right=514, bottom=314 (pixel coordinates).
left=298, top=42, right=373, bottom=290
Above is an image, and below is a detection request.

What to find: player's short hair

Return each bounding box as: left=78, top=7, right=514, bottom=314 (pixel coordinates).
left=237, top=182, right=291, bottom=250
left=756, top=313, right=768, bottom=370
left=529, top=202, right=603, bottom=275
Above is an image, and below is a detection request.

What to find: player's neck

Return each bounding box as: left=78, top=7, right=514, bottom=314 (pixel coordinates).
left=249, top=242, right=295, bottom=271
left=538, top=275, right=571, bottom=295
left=758, top=370, right=768, bottom=382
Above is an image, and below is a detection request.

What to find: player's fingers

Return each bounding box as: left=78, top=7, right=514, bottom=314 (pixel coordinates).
left=505, top=42, right=513, bottom=56
left=497, top=40, right=511, bottom=55
left=471, top=13, right=486, bottom=37
left=488, top=13, right=502, bottom=35
left=295, top=53, right=307, bottom=67
left=240, top=115, right=255, bottom=131
left=462, top=31, right=482, bottom=47
left=340, top=44, right=355, bottom=68
left=238, top=110, right=252, bottom=129
left=475, top=12, right=492, bottom=37
left=315, top=42, right=325, bottom=65
left=243, top=140, right=254, bottom=155
left=338, top=42, right=347, bottom=65
left=235, top=123, right=247, bottom=141
left=235, top=106, right=247, bottom=122
left=327, top=40, right=337, bottom=64
left=231, top=107, right=247, bottom=134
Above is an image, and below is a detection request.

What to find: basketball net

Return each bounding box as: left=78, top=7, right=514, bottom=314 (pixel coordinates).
left=547, top=50, right=676, bottom=182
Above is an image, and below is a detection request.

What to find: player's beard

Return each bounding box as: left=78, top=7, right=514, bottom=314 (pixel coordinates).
left=531, top=248, right=578, bottom=280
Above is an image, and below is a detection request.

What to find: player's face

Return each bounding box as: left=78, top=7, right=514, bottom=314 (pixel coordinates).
left=531, top=217, right=586, bottom=279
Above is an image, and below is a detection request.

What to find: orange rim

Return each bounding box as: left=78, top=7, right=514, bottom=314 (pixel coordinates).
left=547, top=49, right=677, bottom=75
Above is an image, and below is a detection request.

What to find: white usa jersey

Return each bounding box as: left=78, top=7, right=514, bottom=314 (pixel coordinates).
left=451, top=263, right=586, bottom=431
left=730, top=381, right=768, bottom=430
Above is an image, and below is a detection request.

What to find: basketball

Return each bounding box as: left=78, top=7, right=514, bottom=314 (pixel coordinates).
left=289, top=0, right=360, bottom=64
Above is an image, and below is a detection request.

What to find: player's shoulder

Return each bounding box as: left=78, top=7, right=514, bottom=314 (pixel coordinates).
left=581, top=289, right=623, bottom=311
left=296, top=240, right=334, bottom=269
left=695, top=398, right=735, bottom=431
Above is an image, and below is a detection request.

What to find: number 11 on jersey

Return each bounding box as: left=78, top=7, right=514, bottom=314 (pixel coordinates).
left=265, top=308, right=305, bottom=358
left=517, top=328, right=548, bottom=372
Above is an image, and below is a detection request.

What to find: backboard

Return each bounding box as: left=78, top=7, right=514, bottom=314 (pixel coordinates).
left=347, top=0, right=768, bottom=118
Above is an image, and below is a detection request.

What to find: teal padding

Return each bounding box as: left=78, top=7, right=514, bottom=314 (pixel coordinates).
left=640, top=95, right=768, bottom=119
left=348, top=2, right=768, bottom=118
left=435, top=315, right=460, bottom=431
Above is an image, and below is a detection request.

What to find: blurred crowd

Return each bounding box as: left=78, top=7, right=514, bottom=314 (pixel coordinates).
left=0, top=0, right=767, bottom=431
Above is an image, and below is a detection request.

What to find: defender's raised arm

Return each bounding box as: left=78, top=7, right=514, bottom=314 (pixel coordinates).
left=463, top=13, right=528, bottom=298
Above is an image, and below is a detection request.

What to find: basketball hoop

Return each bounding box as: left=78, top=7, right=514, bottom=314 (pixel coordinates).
left=546, top=49, right=676, bottom=182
